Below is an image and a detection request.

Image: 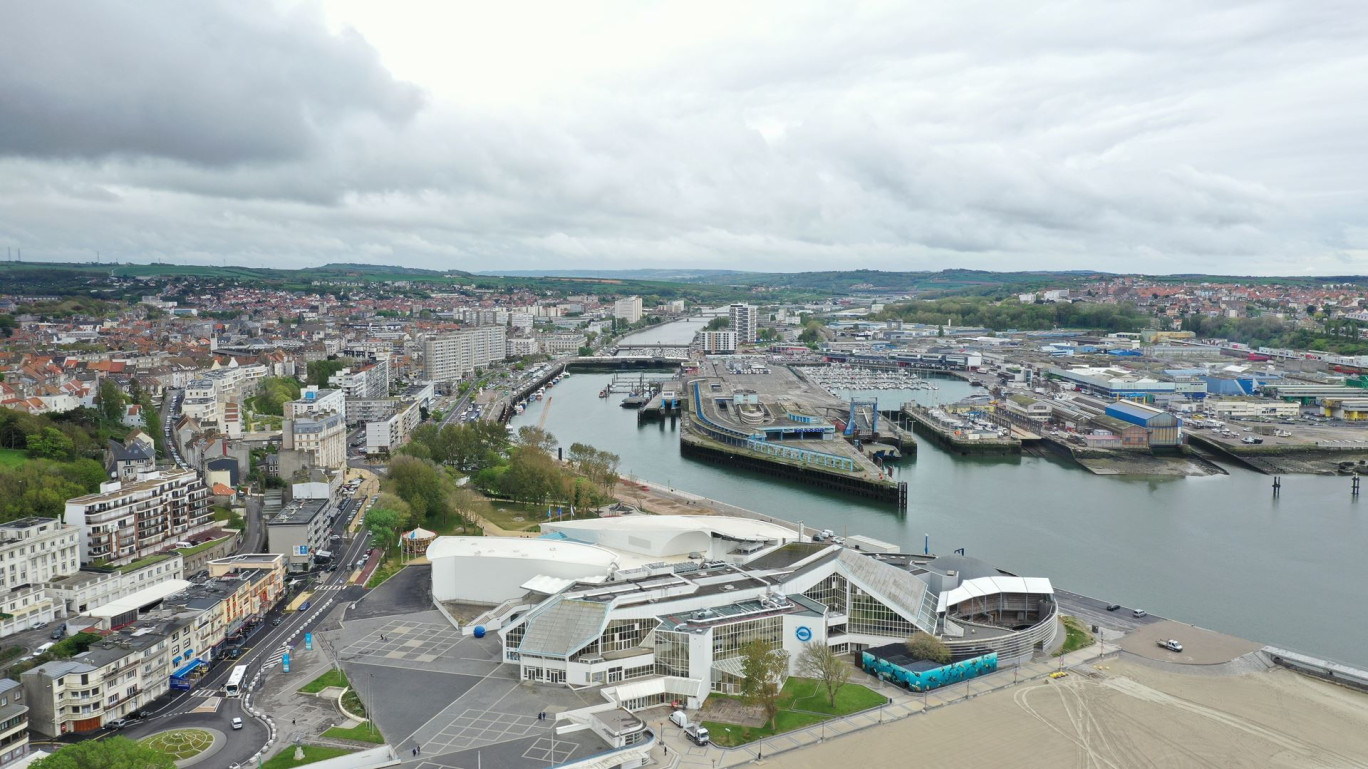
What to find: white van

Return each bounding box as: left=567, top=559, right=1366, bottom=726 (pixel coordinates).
left=669, top=710, right=689, bottom=729
left=35, top=642, right=55, bottom=655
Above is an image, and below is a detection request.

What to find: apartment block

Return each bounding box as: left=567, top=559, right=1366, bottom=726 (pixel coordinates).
left=63, top=470, right=213, bottom=567
left=328, top=360, right=391, bottom=401
left=423, top=326, right=507, bottom=383
left=365, top=399, right=423, bottom=455
left=700, top=330, right=738, bottom=354
left=23, top=554, right=285, bottom=736
left=0, top=519, right=79, bottom=638
left=729, top=303, right=758, bottom=343
left=267, top=499, right=334, bottom=572
left=613, top=296, right=643, bottom=324
left=537, top=333, right=586, bottom=357
left=45, top=554, right=185, bottom=616
left=0, top=680, right=28, bottom=767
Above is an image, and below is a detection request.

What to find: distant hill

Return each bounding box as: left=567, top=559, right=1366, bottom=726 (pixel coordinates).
left=484, top=269, right=753, bottom=280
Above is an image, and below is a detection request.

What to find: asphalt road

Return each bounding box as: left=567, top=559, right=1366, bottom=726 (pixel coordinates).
left=1055, top=589, right=1165, bottom=633
left=109, top=496, right=374, bottom=767
left=158, top=388, right=189, bottom=470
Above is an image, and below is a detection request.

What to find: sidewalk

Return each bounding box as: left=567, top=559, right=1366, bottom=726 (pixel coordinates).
left=650, top=644, right=1112, bottom=768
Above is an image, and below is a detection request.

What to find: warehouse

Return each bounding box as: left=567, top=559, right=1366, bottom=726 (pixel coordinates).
left=1104, top=400, right=1182, bottom=448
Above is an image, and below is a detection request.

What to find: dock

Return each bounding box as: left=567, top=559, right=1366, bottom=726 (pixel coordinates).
left=898, top=403, right=1022, bottom=455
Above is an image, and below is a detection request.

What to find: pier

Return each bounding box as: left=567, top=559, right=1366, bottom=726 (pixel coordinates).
left=899, top=403, right=1022, bottom=455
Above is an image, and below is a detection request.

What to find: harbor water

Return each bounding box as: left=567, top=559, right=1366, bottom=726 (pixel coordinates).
left=513, top=320, right=1368, bottom=668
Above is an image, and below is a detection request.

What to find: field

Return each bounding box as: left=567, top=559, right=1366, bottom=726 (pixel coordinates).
left=0, top=449, right=28, bottom=468
left=768, top=659, right=1368, bottom=769
left=1054, top=615, right=1096, bottom=656
left=140, top=729, right=214, bottom=760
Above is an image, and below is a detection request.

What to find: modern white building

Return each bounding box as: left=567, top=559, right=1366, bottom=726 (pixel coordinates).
left=729, top=304, right=758, bottom=344
left=613, top=296, right=643, bottom=324
left=328, top=361, right=391, bottom=401
left=44, top=554, right=185, bottom=617
left=267, top=499, right=333, bottom=573
left=63, top=470, right=212, bottom=566
left=365, top=398, right=423, bottom=455
left=427, top=516, right=1056, bottom=709
left=428, top=537, right=622, bottom=605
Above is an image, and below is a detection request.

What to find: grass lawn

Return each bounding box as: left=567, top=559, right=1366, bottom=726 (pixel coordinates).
left=260, top=745, right=356, bottom=769
left=365, top=558, right=404, bottom=588
left=480, top=500, right=549, bottom=532
left=322, top=722, right=385, bottom=744
left=341, top=686, right=367, bottom=718
left=140, top=729, right=214, bottom=760
left=701, top=678, right=888, bottom=746
left=298, top=668, right=349, bottom=694
left=1055, top=615, right=1096, bottom=656
left=0, top=449, right=28, bottom=468
left=115, top=553, right=175, bottom=574
left=175, top=535, right=232, bottom=557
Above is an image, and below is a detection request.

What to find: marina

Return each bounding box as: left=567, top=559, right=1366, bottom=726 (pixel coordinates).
left=509, top=319, right=1368, bottom=670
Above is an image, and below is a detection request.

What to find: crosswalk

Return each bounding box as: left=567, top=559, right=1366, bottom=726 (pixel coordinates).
left=264, top=646, right=289, bottom=668
left=189, top=689, right=219, bottom=699
left=314, top=584, right=349, bottom=592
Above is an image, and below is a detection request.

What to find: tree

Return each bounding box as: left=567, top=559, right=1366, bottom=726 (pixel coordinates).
left=365, top=505, right=402, bottom=554
left=568, top=442, right=620, bottom=499
left=905, top=632, right=951, bottom=665
left=794, top=641, right=850, bottom=707
left=306, top=359, right=348, bottom=388
left=26, top=427, right=75, bottom=461
left=517, top=426, right=558, bottom=454
left=30, top=736, right=175, bottom=769
left=500, top=445, right=566, bottom=504
left=739, top=640, right=789, bottom=729
left=97, top=379, right=125, bottom=424
left=705, top=316, right=730, bottom=331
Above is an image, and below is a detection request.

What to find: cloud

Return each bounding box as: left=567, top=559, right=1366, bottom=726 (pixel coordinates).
left=0, top=0, right=1365, bottom=274
left=0, top=0, right=422, bottom=165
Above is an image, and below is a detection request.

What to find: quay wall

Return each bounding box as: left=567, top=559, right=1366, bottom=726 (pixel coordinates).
left=1263, top=646, right=1368, bottom=693
left=680, top=432, right=900, bottom=502
left=900, top=406, right=1021, bottom=456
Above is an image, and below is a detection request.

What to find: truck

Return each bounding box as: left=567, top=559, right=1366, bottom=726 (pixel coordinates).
left=668, top=711, right=711, bottom=745
left=1157, top=639, right=1183, bottom=652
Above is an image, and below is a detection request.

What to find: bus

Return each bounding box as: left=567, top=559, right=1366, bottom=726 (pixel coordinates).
left=225, top=665, right=248, bottom=697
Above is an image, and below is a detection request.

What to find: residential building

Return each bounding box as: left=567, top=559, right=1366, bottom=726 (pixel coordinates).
left=267, top=499, right=333, bottom=572
left=613, top=296, right=643, bottom=324
left=365, top=399, right=423, bottom=455
left=44, top=554, right=185, bottom=617
left=63, top=470, right=213, bottom=567
left=0, top=519, right=79, bottom=638
left=0, top=680, right=28, bottom=767
left=423, top=327, right=507, bottom=383
left=537, top=333, right=586, bottom=357
left=104, top=432, right=156, bottom=482
left=23, top=554, right=285, bottom=736
left=506, top=336, right=539, bottom=358
left=283, top=386, right=346, bottom=422
left=328, top=360, right=390, bottom=401
left=699, top=331, right=737, bottom=355
left=281, top=411, right=346, bottom=470
left=729, top=304, right=758, bottom=344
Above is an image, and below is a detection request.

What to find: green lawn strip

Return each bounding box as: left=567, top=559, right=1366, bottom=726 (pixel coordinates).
left=480, top=500, right=554, bottom=532
left=701, top=711, right=828, bottom=747
left=1055, top=615, right=1096, bottom=656
left=341, top=686, right=367, bottom=718
left=365, top=559, right=404, bottom=589
left=322, top=723, right=384, bottom=744
left=298, top=668, right=349, bottom=694
left=175, top=536, right=232, bottom=557
left=260, top=745, right=356, bottom=769
left=0, top=449, right=28, bottom=468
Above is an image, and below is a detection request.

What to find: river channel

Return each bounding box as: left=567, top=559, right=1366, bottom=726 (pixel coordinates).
left=513, top=319, right=1368, bottom=667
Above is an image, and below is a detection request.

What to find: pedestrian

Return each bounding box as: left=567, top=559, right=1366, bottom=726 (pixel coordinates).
left=412, top=747, right=417, bottom=757
left=292, top=718, right=296, bottom=726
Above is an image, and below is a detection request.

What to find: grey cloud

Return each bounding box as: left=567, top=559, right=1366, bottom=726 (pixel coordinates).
left=0, top=1, right=423, bottom=165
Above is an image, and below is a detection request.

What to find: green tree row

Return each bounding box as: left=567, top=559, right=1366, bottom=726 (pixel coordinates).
left=877, top=297, right=1149, bottom=333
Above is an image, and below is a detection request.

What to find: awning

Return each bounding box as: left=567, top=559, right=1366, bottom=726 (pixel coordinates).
left=171, top=659, right=207, bottom=679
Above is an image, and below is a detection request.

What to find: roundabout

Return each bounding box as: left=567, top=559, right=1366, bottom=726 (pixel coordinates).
left=140, top=727, right=225, bottom=766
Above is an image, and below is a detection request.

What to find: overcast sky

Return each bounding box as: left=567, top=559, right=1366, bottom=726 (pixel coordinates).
left=1, top=0, right=1365, bottom=276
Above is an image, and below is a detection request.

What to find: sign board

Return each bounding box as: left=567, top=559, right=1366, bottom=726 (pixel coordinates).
left=294, top=545, right=310, bottom=556
left=282, top=652, right=290, bottom=673
left=795, top=626, right=813, bottom=642
left=305, top=633, right=313, bottom=651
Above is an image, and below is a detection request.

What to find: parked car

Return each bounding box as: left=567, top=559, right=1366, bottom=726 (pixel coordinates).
left=107, top=718, right=128, bottom=730
left=1157, top=639, right=1184, bottom=652
left=29, top=619, right=44, bottom=630
left=1132, top=609, right=1148, bottom=618
left=271, top=617, right=282, bottom=627
left=1105, top=604, right=1121, bottom=612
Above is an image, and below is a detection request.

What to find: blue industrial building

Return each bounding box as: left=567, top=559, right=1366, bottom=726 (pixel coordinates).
left=1104, top=400, right=1182, bottom=447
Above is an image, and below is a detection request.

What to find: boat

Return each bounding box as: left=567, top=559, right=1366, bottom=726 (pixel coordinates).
left=621, top=392, right=651, bottom=409
left=599, top=388, right=610, bottom=398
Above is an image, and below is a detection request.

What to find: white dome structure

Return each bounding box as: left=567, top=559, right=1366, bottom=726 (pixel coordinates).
left=427, top=536, right=620, bottom=605
left=540, top=515, right=797, bottom=561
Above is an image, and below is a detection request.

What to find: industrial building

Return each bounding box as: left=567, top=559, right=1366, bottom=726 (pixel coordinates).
left=426, top=516, right=1056, bottom=709
left=1104, top=400, right=1183, bottom=448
